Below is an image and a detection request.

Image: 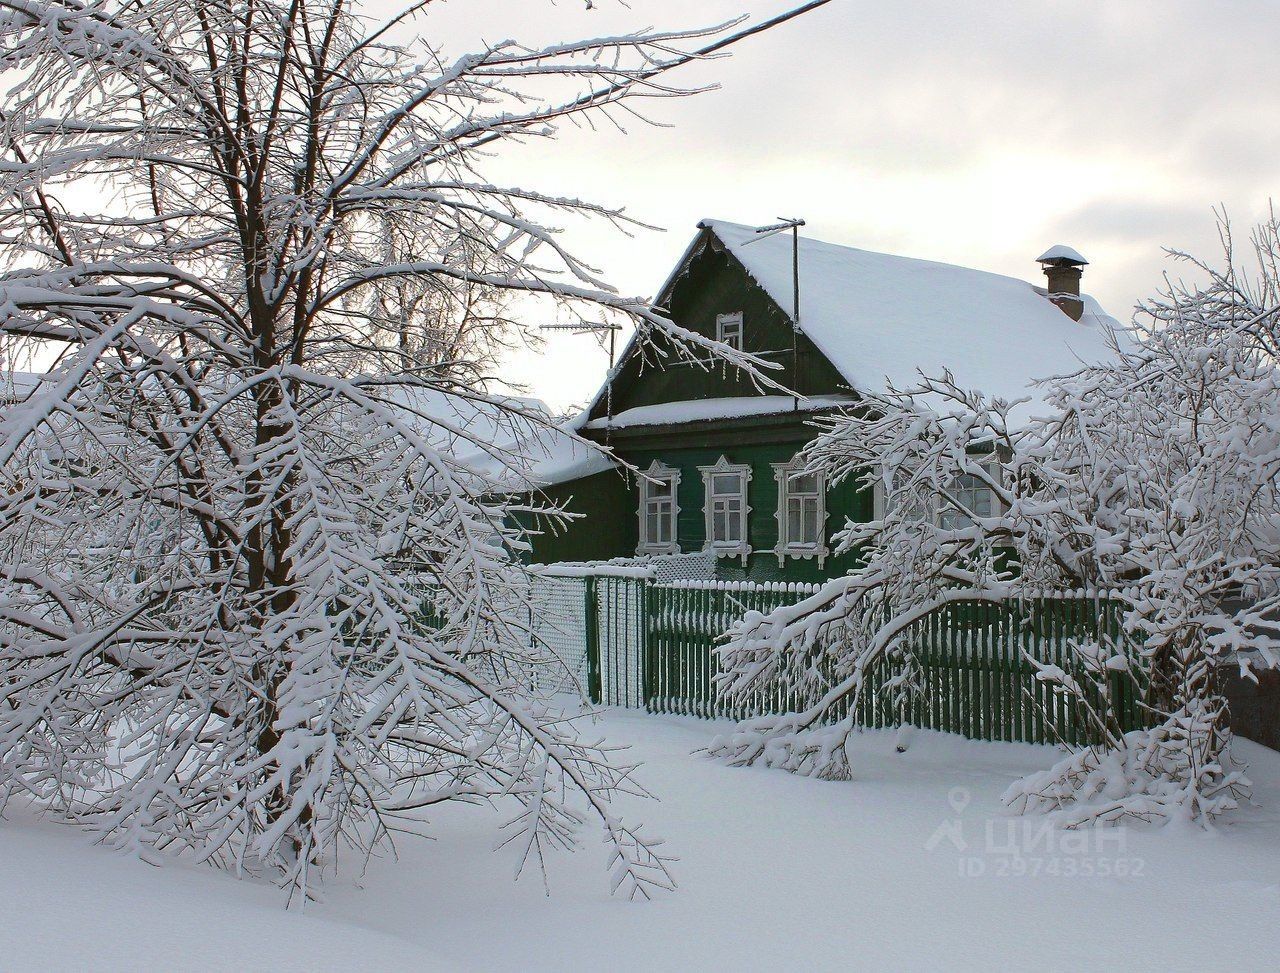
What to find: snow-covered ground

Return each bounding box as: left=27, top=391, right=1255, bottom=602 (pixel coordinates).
left=5, top=710, right=1280, bottom=971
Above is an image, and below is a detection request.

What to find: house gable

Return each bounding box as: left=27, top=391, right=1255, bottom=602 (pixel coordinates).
left=585, top=227, right=849, bottom=424
left=531, top=219, right=1117, bottom=581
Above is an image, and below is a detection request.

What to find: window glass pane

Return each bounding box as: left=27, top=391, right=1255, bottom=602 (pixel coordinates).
left=713, top=508, right=727, bottom=541
left=790, top=472, right=818, bottom=494
left=780, top=461, right=823, bottom=550
left=802, top=501, right=819, bottom=543
left=940, top=472, right=994, bottom=528
left=971, top=485, right=993, bottom=517
left=642, top=470, right=676, bottom=547
left=712, top=473, right=739, bottom=495
left=717, top=312, right=743, bottom=350
left=787, top=503, right=801, bottom=542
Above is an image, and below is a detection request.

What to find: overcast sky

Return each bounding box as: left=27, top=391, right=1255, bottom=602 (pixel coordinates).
left=392, top=0, right=1280, bottom=412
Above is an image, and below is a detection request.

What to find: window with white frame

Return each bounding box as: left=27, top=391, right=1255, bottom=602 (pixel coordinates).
left=698, top=456, right=751, bottom=560
left=716, top=311, right=744, bottom=351
left=872, top=458, right=1000, bottom=529
left=937, top=471, right=995, bottom=529
left=773, top=457, right=828, bottom=565
left=637, top=461, right=680, bottom=555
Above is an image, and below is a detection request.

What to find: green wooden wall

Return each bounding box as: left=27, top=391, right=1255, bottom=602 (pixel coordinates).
left=622, top=439, right=871, bottom=582
left=519, top=468, right=636, bottom=565
left=589, top=231, right=848, bottom=422
left=522, top=432, right=872, bottom=581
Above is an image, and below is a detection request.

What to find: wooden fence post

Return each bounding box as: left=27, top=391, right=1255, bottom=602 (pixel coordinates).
left=584, top=576, right=602, bottom=705
left=640, top=577, right=654, bottom=712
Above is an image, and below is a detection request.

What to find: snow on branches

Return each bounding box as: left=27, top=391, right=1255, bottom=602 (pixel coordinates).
left=712, top=213, right=1280, bottom=827
left=0, top=0, right=814, bottom=897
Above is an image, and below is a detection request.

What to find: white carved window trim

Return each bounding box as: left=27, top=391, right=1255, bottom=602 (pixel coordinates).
left=716, top=311, right=744, bottom=351
left=637, top=460, right=680, bottom=555
left=773, top=457, right=828, bottom=567
left=698, top=455, right=752, bottom=562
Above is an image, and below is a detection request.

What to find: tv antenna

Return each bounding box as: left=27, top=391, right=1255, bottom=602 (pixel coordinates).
left=539, top=320, right=625, bottom=442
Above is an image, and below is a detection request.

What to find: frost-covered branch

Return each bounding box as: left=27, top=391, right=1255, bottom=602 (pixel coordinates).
left=0, top=0, right=820, bottom=897
left=711, top=212, right=1280, bottom=827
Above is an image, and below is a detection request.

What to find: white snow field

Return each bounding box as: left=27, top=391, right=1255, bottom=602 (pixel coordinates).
left=5, top=710, right=1280, bottom=972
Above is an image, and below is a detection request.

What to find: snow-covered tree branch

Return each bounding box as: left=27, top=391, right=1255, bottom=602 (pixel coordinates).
left=0, top=0, right=815, bottom=897
left=711, top=213, right=1280, bottom=826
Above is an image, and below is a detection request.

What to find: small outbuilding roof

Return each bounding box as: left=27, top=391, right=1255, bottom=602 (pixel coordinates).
left=430, top=392, right=615, bottom=489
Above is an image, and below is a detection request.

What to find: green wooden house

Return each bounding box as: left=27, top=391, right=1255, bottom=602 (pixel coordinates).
left=524, top=220, right=1119, bottom=583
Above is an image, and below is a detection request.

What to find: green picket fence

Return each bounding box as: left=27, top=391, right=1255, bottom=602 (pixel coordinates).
left=423, top=567, right=1150, bottom=746
left=641, top=582, right=1148, bottom=745
left=645, top=580, right=819, bottom=719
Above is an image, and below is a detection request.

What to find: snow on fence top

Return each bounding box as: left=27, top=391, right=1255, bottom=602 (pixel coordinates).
left=655, top=579, right=821, bottom=594
left=700, top=219, right=1126, bottom=414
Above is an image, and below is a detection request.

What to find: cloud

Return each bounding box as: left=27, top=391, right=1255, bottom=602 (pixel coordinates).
left=365, top=1, right=1280, bottom=409
left=1059, top=199, right=1220, bottom=247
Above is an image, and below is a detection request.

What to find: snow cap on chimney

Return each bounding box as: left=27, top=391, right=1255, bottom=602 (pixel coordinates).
left=1036, top=244, right=1088, bottom=266
left=1036, top=245, right=1088, bottom=321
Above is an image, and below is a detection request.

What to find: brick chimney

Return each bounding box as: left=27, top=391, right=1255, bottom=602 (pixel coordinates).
left=1035, top=245, right=1088, bottom=321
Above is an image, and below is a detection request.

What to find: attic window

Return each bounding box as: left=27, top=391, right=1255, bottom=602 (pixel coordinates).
left=637, top=461, right=680, bottom=555
left=716, top=312, right=744, bottom=351
left=698, top=456, right=751, bottom=561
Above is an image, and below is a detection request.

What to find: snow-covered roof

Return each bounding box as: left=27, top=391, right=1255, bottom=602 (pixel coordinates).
left=517, top=421, right=618, bottom=486
left=699, top=220, right=1123, bottom=414
left=585, top=394, right=856, bottom=430
left=376, top=384, right=550, bottom=454
left=0, top=370, right=43, bottom=404
left=1036, top=244, right=1088, bottom=265
left=436, top=395, right=616, bottom=490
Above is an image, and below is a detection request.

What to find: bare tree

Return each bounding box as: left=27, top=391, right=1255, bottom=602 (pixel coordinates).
left=0, top=0, right=815, bottom=896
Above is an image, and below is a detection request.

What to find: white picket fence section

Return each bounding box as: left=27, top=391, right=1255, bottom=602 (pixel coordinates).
left=526, top=569, right=817, bottom=710
left=512, top=571, right=1143, bottom=747
left=529, top=565, right=649, bottom=705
